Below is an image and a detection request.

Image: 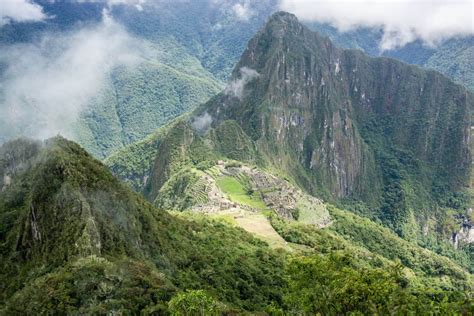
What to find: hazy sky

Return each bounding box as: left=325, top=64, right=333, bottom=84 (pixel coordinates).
left=2, top=1, right=472, bottom=49
left=280, top=0, right=474, bottom=50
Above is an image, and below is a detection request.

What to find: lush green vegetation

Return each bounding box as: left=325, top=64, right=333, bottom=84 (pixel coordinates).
left=104, top=122, right=169, bottom=191
left=270, top=213, right=472, bottom=288
left=283, top=254, right=473, bottom=315
left=73, top=56, right=223, bottom=158
left=328, top=207, right=472, bottom=284
left=306, top=22, right=474, bottom=92
left=168, top=290, right=222, bottom=316
left=2, top=1, right=472, bottom=159
left=154, top=167, right=205, bottom=211
left=2, top=130, right=474, bottom=314
left=424, top=37, right=474, bottom=91
left=208, top=120, right=262, bottom=164
left=0, top=138, right=288, bottom=313
left=0, top=0, right=277, bottom=158
left=3, top=6, right=473, bottom=314
left=3, top=257, right=175, bottom=314
left=269, top=215, right=474, bottom=312
left=103, top=14, right=474, bottom=293
left=200, top=12, right=472, bottom=257
left=216, top=175, right=267, bottom=209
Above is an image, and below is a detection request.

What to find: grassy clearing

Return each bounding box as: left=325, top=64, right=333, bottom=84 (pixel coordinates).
left=216, top=176, right=267, bottom=209
left=235, top=213, right=290, bottom=250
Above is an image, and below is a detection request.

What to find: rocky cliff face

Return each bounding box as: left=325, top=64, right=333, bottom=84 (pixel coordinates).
left=188, top=12, right=473, bottom=237
left=453, top=222, right=474, bottom=249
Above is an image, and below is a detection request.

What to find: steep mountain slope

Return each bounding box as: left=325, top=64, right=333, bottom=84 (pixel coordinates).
left=0, top=137, right=288, bottom=313
left=108, top=12, right=472, bottom=262
left=0, top=7, right=223, bottom=158
left=111, top=0, right=278, bottom=81
left=0, top=0, right=276, bottom=158
left=2, top=138, right=473, bottom=313
left=423, top=37, right=474, bottom=93
left=62, top=5, right=474, bottom=158
left=195, top=12, right=471, bottom=235
left=308, top=23, right=474, bottom=92
left=72, top=56, right=222, bottom=158
left=2, top=1, right=472, bottom=159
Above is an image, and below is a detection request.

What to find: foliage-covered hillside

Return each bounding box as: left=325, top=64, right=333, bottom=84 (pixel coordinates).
left=73, top=54, right=222, bottom=158
left=423, top=37, right=474, bottom=93
left=1, top=136, right=472, bottom=314
left=2, top=3, right=473, bottom=314
left=0, top=0, right=275, bottom=158
left=108, top=12, right=473, bottom=268
left=0, top=138, right=287, bottom=313
left=197, top=12, right=472, bottom=236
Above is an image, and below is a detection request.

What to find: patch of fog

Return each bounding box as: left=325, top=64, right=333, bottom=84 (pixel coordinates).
left=231, top=1, right=255, bottom=21
left=191, top=112, right=213, bottom=134
left=280, top=0, right=474, bottom=50
left=0, top=9, right=148, bottom=142
left=225, top=67, right=259, bottom=100
left=335, top=60, right=340, bottom=74
left=74, top=0, right=146, bottom=11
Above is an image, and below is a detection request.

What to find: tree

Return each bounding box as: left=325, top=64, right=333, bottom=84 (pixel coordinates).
left=168, top=290, right=221, bottom=316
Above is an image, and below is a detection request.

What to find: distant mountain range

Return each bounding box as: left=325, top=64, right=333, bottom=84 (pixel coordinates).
left=0, top=0, right=472, bottom=159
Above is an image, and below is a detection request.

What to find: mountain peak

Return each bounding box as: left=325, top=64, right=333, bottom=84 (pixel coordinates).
left=259, top=10, right=307, bottom=40
left=268, top=11, right=299, bottom=24
left=199, top=11, right=472, bottom=221
left=226, top=10, right=330, bottom=83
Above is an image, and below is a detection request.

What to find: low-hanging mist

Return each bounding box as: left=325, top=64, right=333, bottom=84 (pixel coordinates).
left=225, top=67, right=260, bottom=100
left=280, top=0, right=474, bottom=50
left=0, top=10, right=147, bottom=143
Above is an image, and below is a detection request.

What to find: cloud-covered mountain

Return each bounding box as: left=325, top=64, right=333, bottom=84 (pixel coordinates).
left=107, top=12, right=473, bottom=267
left=0, top=3, right=473, bottom=313
left=0, top=0, right=472, bottom=158
left=280, top=0, right=473, bottom=50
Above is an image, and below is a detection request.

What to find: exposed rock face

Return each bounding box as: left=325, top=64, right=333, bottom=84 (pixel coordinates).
left=136, top=12, right=472, bottom=242
left=194, top=12, right=473, bottom=236
left=1, top=175, right=11, bottom=192
left=452, top=223, right=474, bottom=249
left=0, top=139, right=41, bottom=192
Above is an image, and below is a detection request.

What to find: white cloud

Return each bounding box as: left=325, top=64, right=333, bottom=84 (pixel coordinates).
left=191, top=112, right=213, bottom=134
left=225, top=67, right=259, bottom=100
left=0, top=10, right=146, bottom=141
left=232, top=1, right=255, bottom=21
left=279, top=0, right=474, bottom=50
left=75, top=0, right=147, bottom=11
left=211, top=0, right=256, bottom=21
left=0, top=0, right=47, bottom=26
left=111, top=0, right=146, bottom=10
